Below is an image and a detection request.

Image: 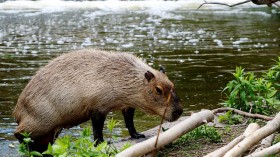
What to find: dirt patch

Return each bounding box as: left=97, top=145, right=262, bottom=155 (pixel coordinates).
left=157, top=124, right=280, bottom=157
left=157, top=125, right=247, bottom=157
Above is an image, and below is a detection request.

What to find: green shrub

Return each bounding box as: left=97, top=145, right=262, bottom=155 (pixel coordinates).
left=218, top=110, right=243, bottom=125
left=264, top=57, right=280, bottom=100
left=222, top=64, right=280, bottom=115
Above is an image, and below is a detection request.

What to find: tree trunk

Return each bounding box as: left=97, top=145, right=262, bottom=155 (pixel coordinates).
left=116, top=110, right=214, bottom=157
left=204, top=123, right=260, bottom=157
left=224, top=112, right=280, bottom=157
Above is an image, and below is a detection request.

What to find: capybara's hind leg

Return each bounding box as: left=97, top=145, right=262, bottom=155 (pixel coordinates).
left=91, top=111, right=106, bottom=145
left=15, top=131, right=56, bottom=153
left=32, top=131, right=57, bottom=153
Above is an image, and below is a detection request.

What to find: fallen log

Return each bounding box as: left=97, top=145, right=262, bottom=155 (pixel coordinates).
left=116, top=110, right=214, bottom=157
left=224, top=112, right=280, bottom=157
left=204, top=123, right=260, bottom=157
left=253, top=134, right=275, bottom=153
left=245, top=142, right=280, bottom=157
left=212, top=107, right=273, bottom=121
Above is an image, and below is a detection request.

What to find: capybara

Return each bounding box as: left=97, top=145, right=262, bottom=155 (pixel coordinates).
left=13, top=49, right=183, bottom=152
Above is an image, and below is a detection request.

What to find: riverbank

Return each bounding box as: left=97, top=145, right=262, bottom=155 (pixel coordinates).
left=2, top=115, right=279, bottom=156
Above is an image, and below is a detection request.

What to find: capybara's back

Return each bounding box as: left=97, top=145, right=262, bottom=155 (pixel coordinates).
left=13, top=49, right=183, bottom=152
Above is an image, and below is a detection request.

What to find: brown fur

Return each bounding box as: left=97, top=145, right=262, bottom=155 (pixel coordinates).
left=13, top=49, right=183, bottom=150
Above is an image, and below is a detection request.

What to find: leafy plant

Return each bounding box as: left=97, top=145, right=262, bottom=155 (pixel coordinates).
left=218, top=110, right=243, bottom=125
left=264, top=57, right=280, bottom=100
left=222, top=66, right=280, bottom=115
left=18, top=132, right=43, bottom=157
left=43, top=118, right=130, bottom=157
left=176, top=125, right=221, bottom=144
left=18, top=118, right=131, bottom=157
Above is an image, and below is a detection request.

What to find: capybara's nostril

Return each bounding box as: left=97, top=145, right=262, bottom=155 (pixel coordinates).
left=172, top=108, right=183, bottom=121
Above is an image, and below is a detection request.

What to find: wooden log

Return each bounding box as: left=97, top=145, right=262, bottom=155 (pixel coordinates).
left=245, top=142, right=280, bottom=157
left=116, top=110, right=214, bottom=157
left=204, top=123, right=260, bottom=157
left=253, top=134, right=275, bottom=153
left=224, top=112, right=280, bottom=157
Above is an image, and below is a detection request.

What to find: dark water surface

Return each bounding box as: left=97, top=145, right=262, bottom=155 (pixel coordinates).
left=0, top=1, right=280, bottom=142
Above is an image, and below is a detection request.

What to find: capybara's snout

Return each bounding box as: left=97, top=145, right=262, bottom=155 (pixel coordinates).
left=171, top=107, right=183, bottom=121
left=169, top=90, right=183, bottom=121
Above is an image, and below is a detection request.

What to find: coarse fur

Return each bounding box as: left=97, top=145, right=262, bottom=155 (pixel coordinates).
left=13, top=49, right=183, bottom=152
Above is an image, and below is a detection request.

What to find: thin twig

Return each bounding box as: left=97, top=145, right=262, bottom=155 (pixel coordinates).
left=153, top=91, right=172, bottom=156
left=243, top=103, right=253, bottom=124
left=197, top=0, right=251, bottom=9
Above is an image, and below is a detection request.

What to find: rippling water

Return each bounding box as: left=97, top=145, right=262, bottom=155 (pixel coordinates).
left=0, top=0, right=280, bottom=141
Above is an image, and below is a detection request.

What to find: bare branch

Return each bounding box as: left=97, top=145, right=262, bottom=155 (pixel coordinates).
left=212, top=107, right=274, bottom=121
left=198, top=0, right=280, bottom=9
left=198, top=0, right=251, bottom=9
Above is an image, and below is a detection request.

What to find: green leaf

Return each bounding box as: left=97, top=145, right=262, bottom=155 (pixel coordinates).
left=267, top=90, right=277, bottom=98
left=107, top=118, right=120, bottom=133
left=43, top=143, right=53, bottom=155
left=96, top=142, right=107, bottom=151
left=20, top=132, right=32, bottom=138
left=240, top=90, right=246, bottom=102
left=267, top=98, right=280, bottom=105
left=120, top=142, right=132, bottom=151
left=80, top=127, right=91, bottom=137
left=30, top=151, right=43, bottom=157
left=23, top=137, right=31, bottom=144
left=266, top=98, right=275, bottom=105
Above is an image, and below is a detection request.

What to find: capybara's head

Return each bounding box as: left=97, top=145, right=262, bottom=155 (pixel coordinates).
left=142, top=67, right=183, bottom=122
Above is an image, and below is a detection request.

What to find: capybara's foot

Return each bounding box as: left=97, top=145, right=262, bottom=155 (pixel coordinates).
left=131, top=132, right=145, bottom=139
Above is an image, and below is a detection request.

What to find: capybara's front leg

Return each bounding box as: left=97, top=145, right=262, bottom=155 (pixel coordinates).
left=91, top=111, right=106, bottom=145
left=122, top=107, right=145, bottom=139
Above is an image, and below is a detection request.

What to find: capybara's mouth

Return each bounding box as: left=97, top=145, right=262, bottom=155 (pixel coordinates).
left=170, top=109, right=183, bottom=122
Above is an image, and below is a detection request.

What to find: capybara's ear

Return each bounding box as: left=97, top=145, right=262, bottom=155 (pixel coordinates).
left=159, top=66, right=165, bottom=74
left=145, top=71, right=155, bottom=82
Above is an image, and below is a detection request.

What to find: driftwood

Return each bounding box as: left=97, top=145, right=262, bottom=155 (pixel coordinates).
left=223, top=111, right=280, bottom=157
left=198, top=0, right=280, bottom=9
left=204, top=123, right=260, bottom=157
left=245, top=142, right=280, bottom=157
left=116, top=110, right=214, bottom=157
left=212, top=107, right=273, bottom=121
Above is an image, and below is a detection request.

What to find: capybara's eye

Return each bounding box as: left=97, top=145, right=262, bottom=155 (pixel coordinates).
left=156, top=86, right=163, bottom=95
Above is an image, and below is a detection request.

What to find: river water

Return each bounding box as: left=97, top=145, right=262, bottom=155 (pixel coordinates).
left=0, top=0, right=279, bottom=143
